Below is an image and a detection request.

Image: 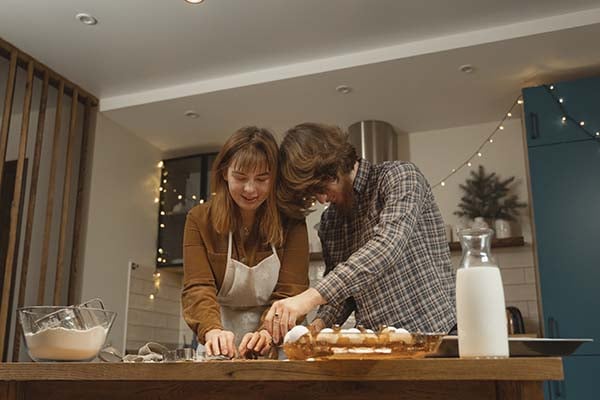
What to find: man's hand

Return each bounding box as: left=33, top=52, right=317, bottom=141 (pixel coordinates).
left=308, top=318, right=326, bottom=335
left=265, top=288, right=326, bottom=343
left=204, top=329, right=236, bottom=357
left=238, top=329, right=273, bottom=358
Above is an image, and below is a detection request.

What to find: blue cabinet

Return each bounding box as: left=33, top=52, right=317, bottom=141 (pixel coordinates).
left=528, top=141, right=600, bottom=355
left=523, top=77, right=600, bottom=147
left=524, top=76, right=600, bottom=399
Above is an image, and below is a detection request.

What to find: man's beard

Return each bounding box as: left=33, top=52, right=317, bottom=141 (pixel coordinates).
left=334, top=175, right=355, bottom=217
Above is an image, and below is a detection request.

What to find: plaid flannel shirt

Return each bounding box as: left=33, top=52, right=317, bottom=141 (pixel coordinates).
left=315, top=159, right=456, bottom=333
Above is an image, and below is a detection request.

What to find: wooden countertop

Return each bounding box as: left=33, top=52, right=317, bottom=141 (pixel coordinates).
left=0, top=358, right=563, bottom=382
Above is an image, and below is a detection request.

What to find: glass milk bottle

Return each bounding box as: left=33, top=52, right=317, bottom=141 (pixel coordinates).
left=456, top=228, right=509, bottom=358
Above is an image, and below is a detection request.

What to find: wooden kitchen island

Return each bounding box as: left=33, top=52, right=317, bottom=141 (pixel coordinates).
left=0, top=358, right=562, bottom=400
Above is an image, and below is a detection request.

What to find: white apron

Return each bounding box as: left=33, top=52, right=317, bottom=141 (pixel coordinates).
left=216, top=231, right=280, bottom=345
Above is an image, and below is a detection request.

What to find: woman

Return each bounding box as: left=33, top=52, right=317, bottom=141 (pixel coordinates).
left=182, top=126, right=309, bottom=358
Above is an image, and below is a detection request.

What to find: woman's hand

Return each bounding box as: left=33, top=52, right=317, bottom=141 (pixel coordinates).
left=204, top=329, right=236, bottom=357
left=238, top=329, right=273, bottom=358
left=265, top=288, right=326, bottom=344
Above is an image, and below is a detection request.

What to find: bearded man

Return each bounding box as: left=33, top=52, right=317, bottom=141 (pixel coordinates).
left=265, top=122, right=456, bottom=343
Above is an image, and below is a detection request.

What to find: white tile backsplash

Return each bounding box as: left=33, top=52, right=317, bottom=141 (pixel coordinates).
left=126, top=265, right=186, bottom=352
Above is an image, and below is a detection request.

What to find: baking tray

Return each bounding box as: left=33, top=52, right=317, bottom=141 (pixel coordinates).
left=429, top=336, right=593, bottom=357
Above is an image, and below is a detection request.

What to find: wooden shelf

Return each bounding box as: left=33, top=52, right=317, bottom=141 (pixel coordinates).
left=449, top=236, right=525, bottom=252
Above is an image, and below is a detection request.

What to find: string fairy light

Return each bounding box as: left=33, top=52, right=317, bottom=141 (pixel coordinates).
left=154, top=160, right=207, bottom=266
left=432, top=95, right=521, bottom=189
left=434, top=83, right=599, bottom=189
left=148, top=270, right=161, bottom=300
left=542, top=84, right=600, bottom=143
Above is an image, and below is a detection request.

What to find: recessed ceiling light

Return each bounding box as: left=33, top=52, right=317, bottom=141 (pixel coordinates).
left=75, top=13, right=98, bottom=26
left=185, top=0, right=205, bottom=4
left=335, top=85, right=352, bottom=94
left=458, top=64, right=475, bottom=74
left=184, top=110, right=200, bottom=119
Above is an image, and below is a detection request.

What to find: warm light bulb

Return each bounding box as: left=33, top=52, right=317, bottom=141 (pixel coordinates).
left=178, top=194, right=183, bottom=200
left=200, top=199, right=205, bottom=204
left=149, top=293, right=155, bottom=300
left=549, top=85, right=555, bottom=90
left=489, top=139, right=494, bottom=143
left=499, top=126, right=504, bottom=130
left=441, top=181, right=446, bottom=187
left=157, top=161, right=164, bottom=168
left=160, top=223, right=165, bottom=228
left=163, top=179, right=167, bottom=183
left=559, top=98, right=564, bottom=103
left=507, top=112, right=512, bottom=118
left=160, top=211, right=165, bottom=215
left=154, top=197, right=159, bottom=203
left=157, top=257, right=162, bottom=262
left=561, top=117, right=567, bottom=124
left=192, top=195, right=197, bottom=200
left=596, top=132, right=599, bottom=136
left=477, top=152, right=482, bottom=157
left=580, top=121, right=585, bottom=126
left=158, top=248, right=164, bottom=254
left=452, top=169, right=456, bottom=173
left=467, top=162, right=472, bottom=167
left=159, top=187, right=163, bottom=192
left=517, top=99, right=523, bottom=105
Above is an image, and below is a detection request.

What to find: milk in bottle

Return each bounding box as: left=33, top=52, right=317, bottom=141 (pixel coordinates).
left=456, top=228, right=509, bottom=358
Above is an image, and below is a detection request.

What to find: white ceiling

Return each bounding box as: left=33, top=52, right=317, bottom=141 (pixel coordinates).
left=2, top=0, right=600, bottom=153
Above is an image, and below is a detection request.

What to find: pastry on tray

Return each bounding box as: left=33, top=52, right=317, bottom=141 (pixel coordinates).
left=283, top=325, right=444, bottom=360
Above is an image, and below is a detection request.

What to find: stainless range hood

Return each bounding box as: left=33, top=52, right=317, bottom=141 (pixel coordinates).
left=348, top=120, right=398, bottom=163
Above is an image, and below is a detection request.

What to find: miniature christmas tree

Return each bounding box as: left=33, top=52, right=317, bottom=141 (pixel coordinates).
left=454, top=165, right=527, bottom=221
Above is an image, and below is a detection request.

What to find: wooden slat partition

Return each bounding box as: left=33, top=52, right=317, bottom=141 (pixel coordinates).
left=0, top=49, right=19, bottom=362
left=67, top=97, right=93, bottom=305
left=11, top=71, right=50, bottom=361
left=37, top=81, right=64, bottom=305
left=53, top=90, right=78, bottom=305
left=1, top=61, right=34, bottom=353
left=0, top=36, right=99, bottom=361
left=0, top=49, right=17, bottom=191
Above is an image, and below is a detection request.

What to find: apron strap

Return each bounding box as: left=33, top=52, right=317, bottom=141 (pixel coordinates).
left=228, top=230, right=278, bottom=263
left=227, top=231, right=233, bottom=260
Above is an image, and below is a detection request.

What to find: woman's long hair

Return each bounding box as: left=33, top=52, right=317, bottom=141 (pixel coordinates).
left=208, top=126, right=283, bottom=246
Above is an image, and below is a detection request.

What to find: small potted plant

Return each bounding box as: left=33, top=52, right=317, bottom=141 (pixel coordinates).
left=454, top=165, right=527, bottom=238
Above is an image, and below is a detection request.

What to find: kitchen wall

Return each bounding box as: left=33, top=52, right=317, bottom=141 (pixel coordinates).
left=79, top=113, right=161, bottom=353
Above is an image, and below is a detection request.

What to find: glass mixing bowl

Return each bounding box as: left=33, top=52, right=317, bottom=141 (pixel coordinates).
left=18, top=306, right=116, bottom=362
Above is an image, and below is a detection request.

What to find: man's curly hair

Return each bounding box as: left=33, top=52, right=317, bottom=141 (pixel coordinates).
left=278, top=123, right=358, bottom=219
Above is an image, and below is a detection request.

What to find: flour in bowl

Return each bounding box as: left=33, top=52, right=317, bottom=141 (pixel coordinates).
left=25, top=325, right=108, bottom=361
